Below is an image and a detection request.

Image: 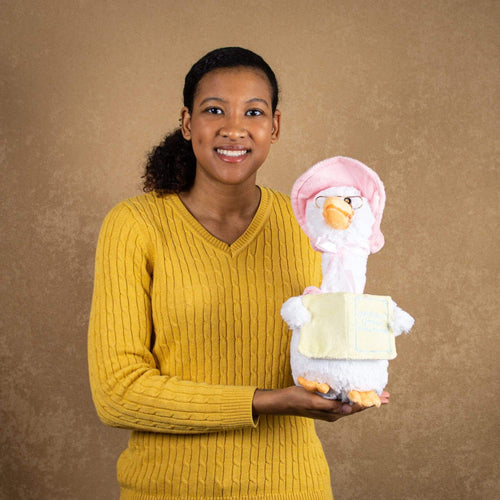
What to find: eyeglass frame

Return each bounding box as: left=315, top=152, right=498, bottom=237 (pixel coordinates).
left=314, top=195, right=364, bottom=210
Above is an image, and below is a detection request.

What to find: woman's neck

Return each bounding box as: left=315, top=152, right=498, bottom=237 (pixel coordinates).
left=178, top=179, right=261, bottom=245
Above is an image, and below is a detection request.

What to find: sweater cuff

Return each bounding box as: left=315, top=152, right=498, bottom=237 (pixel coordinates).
left=220, top=385, right=259, bottom=430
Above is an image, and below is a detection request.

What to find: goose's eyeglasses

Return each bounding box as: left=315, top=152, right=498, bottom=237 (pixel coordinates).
left=314, top=196, right=364, bottom=210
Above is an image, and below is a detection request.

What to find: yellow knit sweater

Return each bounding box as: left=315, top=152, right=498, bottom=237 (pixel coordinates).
left=88, top=188, right=333, bottom=499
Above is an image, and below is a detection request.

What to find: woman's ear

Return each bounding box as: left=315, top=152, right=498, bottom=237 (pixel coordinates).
left=180, top=106, right=192, bottom=141
left=271, top=110, right=281, bottom=143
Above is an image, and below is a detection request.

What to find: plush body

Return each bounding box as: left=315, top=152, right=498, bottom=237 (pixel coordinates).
left=281, top=157, right=414, bottom=406
left=290, top=329, right=390, bottom=401
left=88, top=188, right=334, bottom=499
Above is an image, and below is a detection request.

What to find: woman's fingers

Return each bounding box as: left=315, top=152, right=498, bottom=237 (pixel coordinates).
left=253, top=386, right=385, bottom=422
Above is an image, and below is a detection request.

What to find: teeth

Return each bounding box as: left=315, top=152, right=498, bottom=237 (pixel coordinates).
left=217, top=149, right=247, bottom=157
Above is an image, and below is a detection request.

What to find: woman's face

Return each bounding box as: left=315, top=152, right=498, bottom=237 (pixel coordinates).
left=181, top=67, right=280, bottom=188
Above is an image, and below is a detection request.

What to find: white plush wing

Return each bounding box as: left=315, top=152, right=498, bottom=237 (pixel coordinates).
left=281, top=296, right=311, bottom=330
left=391, top=300, right=415, bottom=337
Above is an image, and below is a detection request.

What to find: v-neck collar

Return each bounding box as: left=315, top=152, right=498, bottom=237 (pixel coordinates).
left=169, top=187, right=272, bottom=257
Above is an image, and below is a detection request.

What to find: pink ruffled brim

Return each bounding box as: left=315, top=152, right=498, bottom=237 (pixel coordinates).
left=291, top=156, right=386, bottom=253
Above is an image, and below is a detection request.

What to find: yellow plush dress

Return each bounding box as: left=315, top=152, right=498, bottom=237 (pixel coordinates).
left=88, top=188, right=333, bottom=499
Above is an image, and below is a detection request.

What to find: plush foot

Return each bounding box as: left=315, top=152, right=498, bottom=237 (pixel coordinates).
left=348, top=390, right=381, bottom=408
left=297, top=376, right=330, bottom=394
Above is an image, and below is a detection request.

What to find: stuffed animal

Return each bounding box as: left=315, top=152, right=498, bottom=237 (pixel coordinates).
left=281, top=156, right=414, bottom=408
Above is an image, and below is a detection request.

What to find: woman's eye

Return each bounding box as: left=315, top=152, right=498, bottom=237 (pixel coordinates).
left=246, top=109, right=263, bottom=117
left=206, top=107, right=223, bottom=114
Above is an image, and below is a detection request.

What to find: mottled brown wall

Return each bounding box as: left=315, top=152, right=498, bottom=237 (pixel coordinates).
left=1, top=1, right=498, bottom=499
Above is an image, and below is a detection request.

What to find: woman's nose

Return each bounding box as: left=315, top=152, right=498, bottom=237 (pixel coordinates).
left=219, top=117, right=248, bottom=139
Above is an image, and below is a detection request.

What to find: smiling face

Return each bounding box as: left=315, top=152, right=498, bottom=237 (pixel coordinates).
left=180, top=67, right=280, bottom=188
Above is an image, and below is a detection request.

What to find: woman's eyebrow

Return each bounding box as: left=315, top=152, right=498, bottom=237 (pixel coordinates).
left=199, top=97, right=226, bottom=106
left=246, top=98, right=270, bottom=107
left=198, top=97, right=270, bottom=108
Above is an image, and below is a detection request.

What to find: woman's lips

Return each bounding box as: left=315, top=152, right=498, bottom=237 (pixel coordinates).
left=215, top=148, right=249, bottom=162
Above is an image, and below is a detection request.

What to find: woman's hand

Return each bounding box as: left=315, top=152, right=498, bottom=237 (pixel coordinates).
left=252, top=386, right=371, bottom=423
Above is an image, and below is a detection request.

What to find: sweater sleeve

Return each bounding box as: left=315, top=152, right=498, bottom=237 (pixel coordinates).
left=88, top=202, right=258, bottom=434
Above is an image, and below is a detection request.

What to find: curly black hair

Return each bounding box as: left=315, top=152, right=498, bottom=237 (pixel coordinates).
left=143, top=47, right=280, bottom=195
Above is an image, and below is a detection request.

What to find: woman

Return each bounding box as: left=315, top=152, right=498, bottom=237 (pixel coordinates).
left=89, top=46, right=364, bottom=500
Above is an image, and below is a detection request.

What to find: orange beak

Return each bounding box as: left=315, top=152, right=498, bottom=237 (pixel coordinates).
left=322, top=197, right=354, bottom=230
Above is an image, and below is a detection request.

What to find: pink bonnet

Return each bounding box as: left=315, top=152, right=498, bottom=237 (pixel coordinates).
left=291, top=156, right=386, bottom=253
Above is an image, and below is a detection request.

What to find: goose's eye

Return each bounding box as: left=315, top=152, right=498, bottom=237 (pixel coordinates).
left=344, top=197, right=352, bottom=205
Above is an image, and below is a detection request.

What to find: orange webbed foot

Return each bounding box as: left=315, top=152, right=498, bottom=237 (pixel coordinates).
left=297, top=376, right=330, bottom=394
left=348, top=390, right=382, bottom=408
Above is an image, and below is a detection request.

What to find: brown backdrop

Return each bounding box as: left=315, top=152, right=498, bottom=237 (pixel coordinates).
left=1, top=1, right=498, bottom=499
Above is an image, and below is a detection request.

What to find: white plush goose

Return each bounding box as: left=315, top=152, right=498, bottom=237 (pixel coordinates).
left=281, top=157, right=414, bottom=407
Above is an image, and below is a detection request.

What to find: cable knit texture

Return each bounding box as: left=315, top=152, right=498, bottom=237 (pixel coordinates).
left=88, top=188, right=333, bottom=499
